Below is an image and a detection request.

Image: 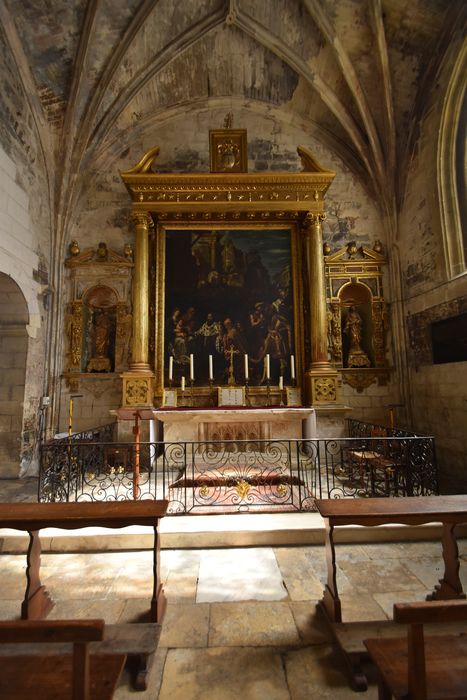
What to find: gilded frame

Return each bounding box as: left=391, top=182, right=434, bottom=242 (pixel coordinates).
left=154, top=222, right=304, bottom=397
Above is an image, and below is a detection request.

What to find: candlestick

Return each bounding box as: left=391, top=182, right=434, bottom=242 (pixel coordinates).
left=190, top=354, right=194, bottom=380
left=181, top=376, right=185, bottom=391
left=244, top=353, right=249, bottom=380
left=279, top=376, right=283, bottom=390
left=290, top=354, right=295, bottom=380
left=208, top=354, right=213, bottom=380
left=168, top=355, right=173, bottom=381
left=265, top=353, right=270, bottom=380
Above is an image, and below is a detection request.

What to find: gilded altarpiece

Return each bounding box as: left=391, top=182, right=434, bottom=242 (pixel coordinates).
left=119, top=142, right=341, bottom=410
left=64, top=242, right=133, bottom=393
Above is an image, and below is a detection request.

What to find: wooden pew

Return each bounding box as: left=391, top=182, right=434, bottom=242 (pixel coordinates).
left=0, top=500, right=169, bottom=690
left=314, top=496, right=467, bottom=690
left=0, top=619, right=126, bottom=700
left=364, top=600, right=467, bottom=699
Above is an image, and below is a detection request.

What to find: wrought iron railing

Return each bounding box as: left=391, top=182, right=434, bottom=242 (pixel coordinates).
left=39, top=435, right=438, bottom=512
left=346, top=417, right=426, bottom=439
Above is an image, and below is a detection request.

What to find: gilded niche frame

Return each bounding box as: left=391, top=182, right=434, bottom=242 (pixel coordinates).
left=154, top=222, right=304, bottom=401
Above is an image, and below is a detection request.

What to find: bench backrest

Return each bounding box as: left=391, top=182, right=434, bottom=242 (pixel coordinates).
left=393, top=600, right=467, bottom=700
left=0, top=619, right=115, bottom=700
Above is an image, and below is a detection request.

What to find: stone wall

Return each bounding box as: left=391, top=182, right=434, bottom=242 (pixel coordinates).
left=397, top=33, right=467, bottom=493
left=0, top=146, right=48, bottom=477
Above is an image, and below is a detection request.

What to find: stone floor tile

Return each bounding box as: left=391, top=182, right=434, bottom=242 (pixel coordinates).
left=338, top=559, right=426, bottom=593
left=373, top=590, right=432, bottom=618
left=48, top=597, right=126, bottom=623
left=289, top=601, right=329, bottom=644
left=332, top=544, right=371, bottom=562
left=161, top=549, right=201, bottom=577
left=403, top=557, right=444, bottom=590
left=0, top=599, right=23, bottom=620
left=159, top=603, right=210, bottom=648
left=274, top=547, right=324, bottom=600
left=209, top=601, right=300, bottom=647
left=158, top=647, right=290, bottom=700
left=117, top=597, right=153, bottom=623
left=338, top=594, right=389, bottom=622
left=358, top=543, right=407, bottom=560
left=285, top=645, right=379, bottom=699
left=197, top=547, right=287, bottom=602
left=165, top=572, right=198, bottom=603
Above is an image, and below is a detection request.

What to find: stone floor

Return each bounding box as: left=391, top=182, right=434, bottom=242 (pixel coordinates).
left=1, top=538, right=466, bottom=699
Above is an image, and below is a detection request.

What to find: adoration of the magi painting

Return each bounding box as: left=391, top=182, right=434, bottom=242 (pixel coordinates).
left=164, top=228, right=296, bottom=386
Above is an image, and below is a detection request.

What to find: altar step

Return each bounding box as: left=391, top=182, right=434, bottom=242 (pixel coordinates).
left=1, top=512, right=465, bottom=553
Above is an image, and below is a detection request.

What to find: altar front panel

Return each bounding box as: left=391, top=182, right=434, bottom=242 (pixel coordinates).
left=154, top=408, right=315, bottom=443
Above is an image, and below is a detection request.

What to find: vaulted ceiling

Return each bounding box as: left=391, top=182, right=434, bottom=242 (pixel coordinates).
left=0, top=0, right=464, bottom=239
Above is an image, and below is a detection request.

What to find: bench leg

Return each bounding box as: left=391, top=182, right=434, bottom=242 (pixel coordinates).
left=427, top=523, right=466, bottom=601
left=21, top=530, right=54, bottom=620
left=321, top=522, right=342, bottom=623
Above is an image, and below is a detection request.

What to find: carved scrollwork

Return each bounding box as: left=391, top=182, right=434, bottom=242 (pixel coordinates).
left=372, top=301, right=387, bottom=366
left=66, top=301, right=83, bottom=370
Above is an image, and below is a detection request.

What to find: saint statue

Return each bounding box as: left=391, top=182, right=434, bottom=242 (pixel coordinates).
left=86, top=309, right=112, bottom=372
left=344, top=305, right=371, bottom=368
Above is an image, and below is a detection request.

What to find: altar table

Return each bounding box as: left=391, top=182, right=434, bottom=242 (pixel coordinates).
left=154, top=406, right=315, bottom=443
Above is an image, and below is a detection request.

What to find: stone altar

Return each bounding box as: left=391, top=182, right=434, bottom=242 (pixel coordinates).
left=153, top=407, right=316, bottom=443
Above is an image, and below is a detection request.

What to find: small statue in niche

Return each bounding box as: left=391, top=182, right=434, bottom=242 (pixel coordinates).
left=94, top=310, right=111, bottom=357
left=87, top=309, right=113, bottom=372
left=344, top=305, right=371, bottom=368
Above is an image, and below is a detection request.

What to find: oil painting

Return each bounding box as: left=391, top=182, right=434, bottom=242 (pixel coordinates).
left=164, top=228, right=296, bottom=386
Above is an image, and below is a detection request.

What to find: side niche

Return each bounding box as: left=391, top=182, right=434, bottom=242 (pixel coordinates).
left=324, top=242, right=390, bottom=392
left=64, top=241, right=133, bottom=389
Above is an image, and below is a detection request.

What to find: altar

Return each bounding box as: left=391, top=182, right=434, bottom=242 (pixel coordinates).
left=153, top=407, right=316, bottom=444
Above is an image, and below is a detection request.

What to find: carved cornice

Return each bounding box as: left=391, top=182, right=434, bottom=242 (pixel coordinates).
left=120, top=145, right=336, bottom=213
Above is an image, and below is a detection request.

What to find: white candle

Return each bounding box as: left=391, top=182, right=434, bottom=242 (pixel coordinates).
left=209, top=354, right=213, bottom=380
left=279, top=376, right=283, bottom=390
left=290, top=355, right=295, bottom=380
left=190, top=354, right=194, bottom=380
left=244, top=354, right=249, bottom=380
left=265, top=354, right=270, bottom=379
left=168, top=355, right=173, bottom=381
left=181, top=376, right=185, bottom=391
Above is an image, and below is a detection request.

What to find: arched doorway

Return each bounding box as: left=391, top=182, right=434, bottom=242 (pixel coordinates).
left=0, top=273, right=28, bottom=478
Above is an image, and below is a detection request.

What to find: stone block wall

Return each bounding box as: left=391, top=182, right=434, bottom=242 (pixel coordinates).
left=0, top=144, right=48, bottom=477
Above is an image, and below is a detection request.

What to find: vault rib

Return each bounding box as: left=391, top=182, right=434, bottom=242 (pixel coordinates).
left=232, top=7, right=376, bottom=185
left=302, top=0, right=386, bottom=188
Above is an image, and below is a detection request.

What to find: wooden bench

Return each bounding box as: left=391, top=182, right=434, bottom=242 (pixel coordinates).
left=314, top=496, right=467, bottom=690
left=0, top=500, right=169, bottom=690
left=364, top=600, right=467, bottom=699
left=0, top=619, right=126, bottom=700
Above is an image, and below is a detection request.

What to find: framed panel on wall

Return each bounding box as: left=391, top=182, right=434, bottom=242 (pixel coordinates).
left=154, top=226, right=303, bottom=389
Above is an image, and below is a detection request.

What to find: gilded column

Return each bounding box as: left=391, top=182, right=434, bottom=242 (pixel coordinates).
left=303, top=213, right=338, bottom=405
left=131, top=211, right=151, bottom=371
left=120, top=211, right=154, bottom=410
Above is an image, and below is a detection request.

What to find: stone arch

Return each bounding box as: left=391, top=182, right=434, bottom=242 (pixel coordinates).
left=438, top=46, right=467, bottom=278
left=0, top=273, right=29, bottom=477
